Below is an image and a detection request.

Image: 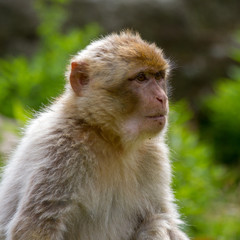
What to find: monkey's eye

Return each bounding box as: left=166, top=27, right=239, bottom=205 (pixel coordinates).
left=155, top=71, right=165, bottom=80
left=136, top=72, right=147, bottom=82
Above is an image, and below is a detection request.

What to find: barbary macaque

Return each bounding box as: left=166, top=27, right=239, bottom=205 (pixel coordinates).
left=0, top=31, right=189, bottom=240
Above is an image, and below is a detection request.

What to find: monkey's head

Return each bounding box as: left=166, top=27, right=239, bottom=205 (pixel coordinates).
left=66, top=31, right=170, bottom=143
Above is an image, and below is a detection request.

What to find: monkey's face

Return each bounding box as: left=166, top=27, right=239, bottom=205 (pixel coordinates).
left=120, top=67, right=169, bottom=139
left=69, top=32, right=170, bottom=141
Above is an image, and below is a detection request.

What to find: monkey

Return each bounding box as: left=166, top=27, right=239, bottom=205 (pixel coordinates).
left=0, top=31, right=189, bottom=240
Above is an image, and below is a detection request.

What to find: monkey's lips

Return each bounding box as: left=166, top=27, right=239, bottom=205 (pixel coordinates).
left=146, top=114, right=166, bottom=120
left=145, top=114, right=166, bottom=127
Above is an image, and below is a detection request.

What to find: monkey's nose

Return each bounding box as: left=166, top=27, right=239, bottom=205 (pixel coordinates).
left=156, top=95, right=168, bottom=108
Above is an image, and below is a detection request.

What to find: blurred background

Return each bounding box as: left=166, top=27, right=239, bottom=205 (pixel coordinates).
left=0, top=0, right=240, bottom=239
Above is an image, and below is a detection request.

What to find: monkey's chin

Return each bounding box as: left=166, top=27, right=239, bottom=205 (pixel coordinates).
left=144, top=115, right=166, bottom=133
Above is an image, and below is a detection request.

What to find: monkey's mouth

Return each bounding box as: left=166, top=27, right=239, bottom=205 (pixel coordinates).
left=146, top=114, right=165, bottom=120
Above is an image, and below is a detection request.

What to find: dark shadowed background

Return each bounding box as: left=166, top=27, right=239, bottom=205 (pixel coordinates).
left=1, top=0, right=240, bottom=103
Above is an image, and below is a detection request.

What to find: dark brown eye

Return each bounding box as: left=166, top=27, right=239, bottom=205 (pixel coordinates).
left=155, top=71, right=165, bottom=80
left=136, top=72, right=147, bottom=82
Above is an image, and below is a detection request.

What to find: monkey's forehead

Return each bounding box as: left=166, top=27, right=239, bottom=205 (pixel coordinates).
left=115, top=34, right=168, bottom=68
left=119, top=44, right=168, bottom=70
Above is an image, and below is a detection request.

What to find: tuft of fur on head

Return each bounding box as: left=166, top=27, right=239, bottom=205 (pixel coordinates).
left=65, top=30, right=170, bottom=86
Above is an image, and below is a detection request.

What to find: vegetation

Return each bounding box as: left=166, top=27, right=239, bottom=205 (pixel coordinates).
left=0, top=0, right=239, bottom=239
left=0, top=0, right=100, bottom=122
left=169, top=102, right=240, bottom=239
left=201, top=37, right=240, bottom=166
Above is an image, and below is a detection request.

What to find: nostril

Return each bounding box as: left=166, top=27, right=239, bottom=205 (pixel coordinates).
left=156, top=97, right=163, bottom=103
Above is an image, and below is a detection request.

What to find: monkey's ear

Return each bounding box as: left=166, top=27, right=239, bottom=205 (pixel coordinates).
left=70, top=62, right=89, bottom=96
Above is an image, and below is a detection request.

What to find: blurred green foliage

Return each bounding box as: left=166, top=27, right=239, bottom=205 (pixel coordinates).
left=201, top=34, right=240, bottom=166
left=0, top=0, right=239, bottom=239
left=0, top=0, right=100, bottom=123
left=169, top=102, right=240, bottom=239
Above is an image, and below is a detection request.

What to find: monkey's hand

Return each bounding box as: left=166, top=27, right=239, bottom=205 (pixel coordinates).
left=134, top=214, right=189, bottom=240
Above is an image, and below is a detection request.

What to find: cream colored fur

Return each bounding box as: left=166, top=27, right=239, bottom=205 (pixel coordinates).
left=0, top=31, right=189, bottom=240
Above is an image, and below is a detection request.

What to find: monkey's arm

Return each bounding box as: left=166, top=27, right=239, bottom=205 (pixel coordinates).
left=5, top=136, right=86, bottom=240
left=134, top=213, right=189, bottom=240
left=6, top=166, right=77, bottom=240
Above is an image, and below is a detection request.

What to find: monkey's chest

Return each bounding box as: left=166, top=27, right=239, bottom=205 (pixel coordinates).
left=72, top=170, right=149, bottom=240
left=74, top=195, right=144, bottom=240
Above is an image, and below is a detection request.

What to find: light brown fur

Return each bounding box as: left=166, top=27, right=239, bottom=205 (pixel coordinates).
left=0, top=31, right=189, bottom=240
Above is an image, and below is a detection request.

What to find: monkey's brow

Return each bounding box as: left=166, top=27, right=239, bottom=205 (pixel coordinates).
left=130, top=70, right=165, bottom=78
left=143, top=67, right=167, bottom=74
left=149, top=70, right=165, bottom=75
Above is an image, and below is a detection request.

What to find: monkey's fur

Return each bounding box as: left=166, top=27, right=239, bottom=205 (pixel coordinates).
left=0, top=31, right=189, bottom=240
